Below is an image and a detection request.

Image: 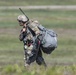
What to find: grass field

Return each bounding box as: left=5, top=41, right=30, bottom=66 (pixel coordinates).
left=0, top=8, right=76, bottom=75
left=0, top=0, right=76, bottom=6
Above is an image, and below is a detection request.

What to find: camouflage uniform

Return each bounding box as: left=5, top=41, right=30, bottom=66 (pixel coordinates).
left=19, top=27, right=34, bottom=64
left=28, top=20, right=47, bottom=66
left=29, top=20, right=40, bottom=35
left=19, top=26, right=46, bottom=67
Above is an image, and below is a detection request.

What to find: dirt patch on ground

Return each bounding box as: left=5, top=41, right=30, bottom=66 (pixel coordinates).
left=55, top=28, right=76, bottom=38
left=0, top=27, right=20, bottom=35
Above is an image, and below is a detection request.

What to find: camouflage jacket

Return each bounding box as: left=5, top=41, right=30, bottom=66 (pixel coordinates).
left=28, top=20, right=40, bottom=35
left=19, top=27, right=34, bottom=45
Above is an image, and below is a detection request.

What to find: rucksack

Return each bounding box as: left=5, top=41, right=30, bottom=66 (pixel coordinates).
left=38, top=25, right=57, bottom=48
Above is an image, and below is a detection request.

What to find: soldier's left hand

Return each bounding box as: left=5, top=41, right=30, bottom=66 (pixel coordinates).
left=22, top=28, right=26, bottom=32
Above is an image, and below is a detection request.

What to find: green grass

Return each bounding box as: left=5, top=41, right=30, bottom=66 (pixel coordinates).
left=0, top=0, right=76, bottom=6
left=0, top=9, right=76, bottom=28
left=1, top=64, right=76, bottom=75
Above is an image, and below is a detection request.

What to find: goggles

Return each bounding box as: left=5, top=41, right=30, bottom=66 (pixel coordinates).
left=17, top=19, right=27, bottom=23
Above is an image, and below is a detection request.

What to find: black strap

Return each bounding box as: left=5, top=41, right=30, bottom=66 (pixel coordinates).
left=27, top=26, right=36, bottom=36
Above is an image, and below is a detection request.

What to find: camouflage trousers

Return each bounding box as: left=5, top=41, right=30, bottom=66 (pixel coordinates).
left=24, top=40, right=47, bottom=67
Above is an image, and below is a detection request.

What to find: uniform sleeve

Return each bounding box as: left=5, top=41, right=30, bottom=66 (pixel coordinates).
left=19, top=30, right=27, bottom=41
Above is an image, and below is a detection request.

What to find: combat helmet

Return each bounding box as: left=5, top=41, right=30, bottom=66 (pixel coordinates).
left=17, top=15, right=29, bottom=23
